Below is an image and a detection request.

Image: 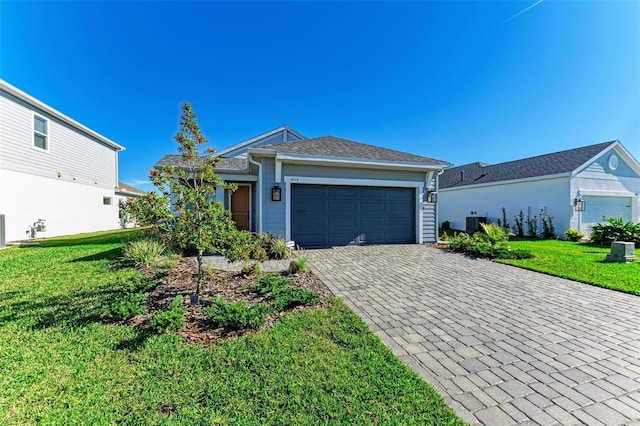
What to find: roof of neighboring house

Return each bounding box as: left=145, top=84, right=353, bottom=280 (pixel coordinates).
left=116, top=182, right=146, bottom=197
left=0, top=79, right=124, bottom=151
left=440, top=141, right=618, bottom=189
left=155, top=155, right=248, bottom=171
left=258, top=136, right=449, bottom=166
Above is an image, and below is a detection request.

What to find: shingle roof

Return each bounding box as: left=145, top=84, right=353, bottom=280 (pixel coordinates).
left=440, top=141, right=617, bottom=189
left=155, top=155, right=248, bottom=171
left=259, top=136, right=449, bottom=166
left=116, top=182, right=146, bottom=196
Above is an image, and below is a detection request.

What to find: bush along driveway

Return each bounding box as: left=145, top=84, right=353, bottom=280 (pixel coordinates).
left=307, top=244, right=640, bottom=425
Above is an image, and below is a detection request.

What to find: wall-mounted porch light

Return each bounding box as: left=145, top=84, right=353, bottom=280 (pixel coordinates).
left=574, top=196, right=585, bottom=212
left=426, top=189, right=438, bottom=203
left=271, top=184, right=282, bottom=202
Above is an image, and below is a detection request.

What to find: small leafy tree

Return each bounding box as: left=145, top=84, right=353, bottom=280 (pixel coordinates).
left=121, top=103, right=238, bottom=297
left=513, top=210, right=525, bottom=237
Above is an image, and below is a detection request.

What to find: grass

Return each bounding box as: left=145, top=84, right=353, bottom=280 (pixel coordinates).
left=497, top=238, right=640, bottom=295
left=0, top=229, right=463, bottom=425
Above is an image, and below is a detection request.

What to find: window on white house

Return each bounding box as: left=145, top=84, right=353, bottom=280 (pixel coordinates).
left=103, top=197, right=112, bottom=205
left=34, top=115, right=48, bottom=150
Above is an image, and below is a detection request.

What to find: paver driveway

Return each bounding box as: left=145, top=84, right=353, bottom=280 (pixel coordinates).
left=306, top=245, right=640, bottom=425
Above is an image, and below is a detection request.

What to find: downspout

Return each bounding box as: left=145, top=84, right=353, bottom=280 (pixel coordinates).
left=435, top=169, right=445, bottom=240
left=424, top=171, right=435, bottom=243
left=248, top=154, right=262, bottom=233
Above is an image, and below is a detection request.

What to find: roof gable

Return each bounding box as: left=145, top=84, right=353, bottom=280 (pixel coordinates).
left=440, top=141, right=618, bottom=189
left=215, top=125, right=305, bottom=158
left=258, top=136, right=449, bottom=166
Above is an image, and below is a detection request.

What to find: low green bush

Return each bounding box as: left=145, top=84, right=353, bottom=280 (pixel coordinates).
left=247, top=274, right=293, bottom=294
left=221, top=230, right=267, bottom=263
left=258, top=233, right=292, bottom=260
left=121, top=238, right=165, bottom=268
left=103, top=293, right=147, bottom=320
left=149, top=295, right=187, bottom=334
left=203, top=297, right=272, bottom=330
left=272, top=287, right=320, bottom=310
left=590, top=217, right=640, bottom=246
left=123, top=275, right=163, bottom=293
left=564, top=228, right=584, bottom=242
left=288, top=256, right=308, bottom=274
left=448, top=231, right=533, bottom=260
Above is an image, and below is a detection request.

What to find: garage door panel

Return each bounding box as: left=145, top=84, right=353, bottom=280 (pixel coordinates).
left=292, top=184, right=415, bottom=248
left=359, top=202, right=386, bottom=212
left=359, top=187, right=386, bottom=198
left=328, top=216, right=358, bottom=227
left=328, top=201, right=357, bottom=213
left=327, top=187, right=357, bottom=198
left=582, top=196, right=632, bottom=225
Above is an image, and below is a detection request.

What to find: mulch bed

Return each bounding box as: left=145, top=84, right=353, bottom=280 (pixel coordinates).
left=127, top=257, right=333, bottom=346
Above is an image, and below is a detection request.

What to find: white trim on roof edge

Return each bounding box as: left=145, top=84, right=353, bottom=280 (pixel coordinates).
left=249, top=149, right=448, bottom=172
left=0, top=79, right=124, bottom=151
left=216, top=125, right=306, bottom=157
left=439, top=172, right=572, bottom=192
left=572, top=141, right=640, bottom=177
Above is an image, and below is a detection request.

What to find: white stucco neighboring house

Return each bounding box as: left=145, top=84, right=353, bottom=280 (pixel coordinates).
left=156, top=126, right=450, bottom=248
left=438, top=141, right=640, bottom=238
left=0, top=79, right=125, bottom=243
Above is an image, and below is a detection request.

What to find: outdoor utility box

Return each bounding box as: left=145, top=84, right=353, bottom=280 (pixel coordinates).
left=0, top=214, right=5, bottom=248
left=466, top=216, right=487, bottom=234
left=605, top=241, right=637, bottom=263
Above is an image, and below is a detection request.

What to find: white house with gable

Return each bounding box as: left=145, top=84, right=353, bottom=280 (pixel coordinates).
left=438, top=141, right=640, bottom=238
left=0, top=79, right=125, bottom=243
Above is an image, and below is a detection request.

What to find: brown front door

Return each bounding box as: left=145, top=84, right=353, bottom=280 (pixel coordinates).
left=231, top=185, right=250, bottom=231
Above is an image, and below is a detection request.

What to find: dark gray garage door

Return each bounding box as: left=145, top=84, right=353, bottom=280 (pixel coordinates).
left=291, top=184, right=416, bottom=248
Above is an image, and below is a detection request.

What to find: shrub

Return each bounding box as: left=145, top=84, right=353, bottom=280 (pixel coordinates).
left=241, top=261, right=261, bottom=276
left=526, top=215, right=538, bottom=237
left=447, top=231, right=533, bottom=260
left=288, top=256, right=308, bottom=274
left=121, top=238, right=165, bottom=268
left=564, top=228, right=584, bottom=242
left=590, top=217, right=640, bottom=246
left=149, top=295, right=187, bottom=334
left=203, top=297, right=272, bottom=330
left=123, top=276, right=163, bottom=293
left=272, top=287, right=321, bottom=310
left=541, top=216, right=556, bottom=239
left=480, top=223, right=510, bottom=246
left=222, top=230, right=267, bottom=264
left=441, top=220, right=451, bottom=231
left=104, top=293, right=147, bottom=320
left=513, top=210, right=525, bottom=237
left=500, top=207, right=509, bottom=231
left=247, top=274, right=293, bottom=294
left=258, top=233, right=292, bottom=260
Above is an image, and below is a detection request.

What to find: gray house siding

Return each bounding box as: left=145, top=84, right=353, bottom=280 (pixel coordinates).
left=222, top=130, right=303, bottom=158
left=0, top=91, right=118, bottom=189
left=261, top=157, right=287, bottom=237
left=257, top=159, right=436, bottom=243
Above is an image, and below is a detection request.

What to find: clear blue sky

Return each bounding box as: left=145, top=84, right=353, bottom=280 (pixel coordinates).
left=2, top=1, right=639, bottom=191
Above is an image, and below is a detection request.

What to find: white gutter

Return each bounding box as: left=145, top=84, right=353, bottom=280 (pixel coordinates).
left=247, top=154, right=262, bottom=232
left=435, top=168, right=445, bottom=238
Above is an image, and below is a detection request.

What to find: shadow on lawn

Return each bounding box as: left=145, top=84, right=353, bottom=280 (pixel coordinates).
left=0, top=287, right=121, bottom=330
left=71, top=247, right=123, bottom=263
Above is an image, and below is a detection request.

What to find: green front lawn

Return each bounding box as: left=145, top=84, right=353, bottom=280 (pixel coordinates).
left=0, top=230, right=463, bottom=425
left=498, top=238, right=640, bottom=295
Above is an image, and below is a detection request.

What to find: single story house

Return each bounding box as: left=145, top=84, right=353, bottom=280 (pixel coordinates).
left=115, top=182, right=146, bottom=229
left=0, top=79, right=125, bottom=243
left=156, top=126, right=450, bottom=248
left=438, top=141, right=640, bottom=238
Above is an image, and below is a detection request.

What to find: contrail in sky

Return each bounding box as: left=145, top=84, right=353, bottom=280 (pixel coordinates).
left=502, top=0, right=544, bottom=24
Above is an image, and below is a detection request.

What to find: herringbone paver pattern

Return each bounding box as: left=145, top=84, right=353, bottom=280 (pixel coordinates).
left=306, top=245, right=640, bottom=425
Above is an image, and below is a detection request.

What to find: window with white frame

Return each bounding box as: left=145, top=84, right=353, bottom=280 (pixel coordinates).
left=33, top=114, right=48, bottom=150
